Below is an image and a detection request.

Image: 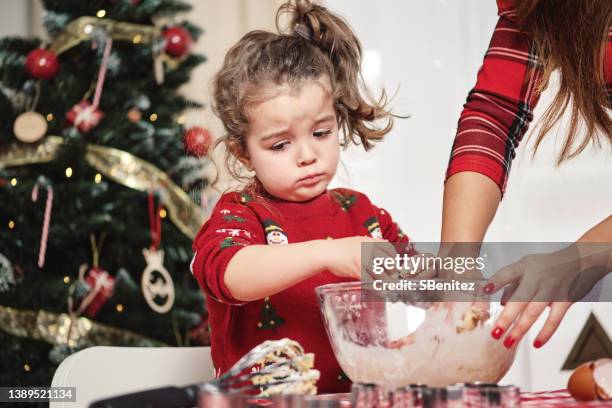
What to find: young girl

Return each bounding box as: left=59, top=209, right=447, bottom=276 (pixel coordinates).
left=191, top=0, right=410, bottom=394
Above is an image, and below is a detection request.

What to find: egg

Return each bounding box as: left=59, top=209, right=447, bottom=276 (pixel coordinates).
left=568, top=358, right=612, bottom=401
left=593, top=358, right=612, bottom=400
left=568, top=362, right=599, bottom=401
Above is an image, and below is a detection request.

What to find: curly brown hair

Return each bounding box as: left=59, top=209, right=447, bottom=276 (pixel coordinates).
left=210, top=0, right=398, bottom=191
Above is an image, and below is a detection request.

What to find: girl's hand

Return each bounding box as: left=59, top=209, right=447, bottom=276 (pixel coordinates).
left=323, top=236, right=397, bottom=280
left=484, top=245, right=597, bottom=349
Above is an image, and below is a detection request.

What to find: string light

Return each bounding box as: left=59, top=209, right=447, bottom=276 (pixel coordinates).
left=10, top=178, right=17, bottom=186
left=149, top=113, right=158, bottom=122
left=94, top=173, right=102, bottom=184
left=65, top=167, right=73, bottom=178
left=96, top=9, right=106, bottom=18
left=176, top=115, right=186, bottom=125
left=46, top=113, right=54, bottom=121
left=84, top=24, right=94, bottom=34
left=8, top=220, right=15, bottom=229
left=24, top=364, right=30, bottom=372
left=132, top=34, right=142, bottom=44
left=159, top=208, right=167, bottom=218
left=63, top=276, right=70, bottom=284
left=116, top=304, right=124, bottom=312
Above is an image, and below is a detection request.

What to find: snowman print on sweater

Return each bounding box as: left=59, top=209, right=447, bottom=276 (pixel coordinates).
left=263, top=219, right=288, bottom=245
left=364, top=216, right=383, bottom=239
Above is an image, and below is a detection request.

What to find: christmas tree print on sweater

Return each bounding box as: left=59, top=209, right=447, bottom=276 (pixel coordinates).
left=336, top=369, right=350, bottom=383
left=263, top=219, right=288, bottom=245
left=220, top=236, right=246, bottom=250
left=257, top=296, right=285, bottom=330
left=239, top=192, right=253, bottom=204
left=331, top=190, right=357, bottom=212
left=364, top=216, right=383, bottom=239
left=397, top=227, right=406, bottom=240
left=223, top=214, right=245, bottom=223
left=215, top=206, right=251, bottom=250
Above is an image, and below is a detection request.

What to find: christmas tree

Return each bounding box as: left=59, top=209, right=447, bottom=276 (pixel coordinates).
left=0, top=0, right=213, bottom=390
left=257, top=297, right=286, bottom=330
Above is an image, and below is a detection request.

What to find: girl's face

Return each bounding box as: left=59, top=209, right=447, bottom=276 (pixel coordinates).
left=243, top=79, right=340, bottom=202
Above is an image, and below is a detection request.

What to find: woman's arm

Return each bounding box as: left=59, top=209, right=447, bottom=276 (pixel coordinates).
left=442, top=4, right=543, bottom=242
left=485, top=215, right=611, bottom=349
left=577, top=215, right=612, bottom=271
left=441, top=172, right=501, bottom=242
left=578, top=215, right=612, bottom=242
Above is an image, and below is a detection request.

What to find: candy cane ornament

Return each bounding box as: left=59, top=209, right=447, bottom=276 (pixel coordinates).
left=31, top=182, right=54, bottom=268
left=65, top=37, right=113, bottom=133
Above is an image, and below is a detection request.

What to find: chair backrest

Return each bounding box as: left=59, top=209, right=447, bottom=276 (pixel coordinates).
left=50, top=346, right=215, bottom=408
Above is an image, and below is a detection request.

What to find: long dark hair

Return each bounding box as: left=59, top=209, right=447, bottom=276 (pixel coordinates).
left=516, top=0, right=612, bottom=163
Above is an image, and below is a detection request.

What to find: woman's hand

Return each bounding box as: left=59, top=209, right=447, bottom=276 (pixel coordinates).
left=323, top=236, right=397, bottom=280
left=484, top=244, right=607, bottom=349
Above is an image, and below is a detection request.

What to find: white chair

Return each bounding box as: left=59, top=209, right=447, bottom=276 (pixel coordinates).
left=50, top=346, right=215, bottom=408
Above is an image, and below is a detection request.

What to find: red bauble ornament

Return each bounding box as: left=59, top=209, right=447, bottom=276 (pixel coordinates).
left=163, top=26, right=192, bottom=58
left=25, top=48, right=59, bottom=80
left=184, top=126, right=212, bottom=157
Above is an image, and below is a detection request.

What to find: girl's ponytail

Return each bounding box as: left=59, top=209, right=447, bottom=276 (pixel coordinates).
left=277, top=0, right=397, bottom=149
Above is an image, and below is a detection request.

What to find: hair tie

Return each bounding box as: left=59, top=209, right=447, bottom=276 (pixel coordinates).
left=294, top=23, right=315, bottom=42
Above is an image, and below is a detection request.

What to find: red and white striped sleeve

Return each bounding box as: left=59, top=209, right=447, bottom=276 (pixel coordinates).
left=445, top=0, right=543, bottom=195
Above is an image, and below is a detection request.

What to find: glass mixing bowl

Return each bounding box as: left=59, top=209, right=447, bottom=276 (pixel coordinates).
left=316, top=281, right=517, bottom=389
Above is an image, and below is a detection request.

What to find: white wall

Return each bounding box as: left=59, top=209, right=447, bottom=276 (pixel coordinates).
left=0, top=0, right=32, bottom=38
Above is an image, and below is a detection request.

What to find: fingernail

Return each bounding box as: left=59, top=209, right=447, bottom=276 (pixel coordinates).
left=491, top=326, right=504, bottom=340
left=483, top=283, right=495, bottom=294
left=533, top=339, right=543, bottom=349
left=503, top=336, right=516, bottom=348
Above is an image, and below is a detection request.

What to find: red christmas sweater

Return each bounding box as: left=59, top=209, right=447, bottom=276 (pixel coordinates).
left=191, top=188, right=410, bottom=394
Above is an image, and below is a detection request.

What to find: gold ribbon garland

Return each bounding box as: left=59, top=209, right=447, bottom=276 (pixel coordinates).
left=50, top=16, right=160, bottom=55
left=48, top=16, right=181, bottom=69
left=0, top=136, right=205, bottom=238
left=0, top=304, right=167, bottom=348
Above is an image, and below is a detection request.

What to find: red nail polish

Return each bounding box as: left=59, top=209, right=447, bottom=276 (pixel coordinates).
left=503, top=336, right=516, bottom=348
left=491, top=326, right=504, bottom=340
left=533, top=339, right=543, bottom=349
left=483, top=283, right=495, bottom=294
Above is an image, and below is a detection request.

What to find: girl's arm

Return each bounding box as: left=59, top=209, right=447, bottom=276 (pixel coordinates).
left=191, top=194, right=387, bottom=304
left=225, top=235, right=388, bottom=302
left=224, top=240, right=328, bottom=301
